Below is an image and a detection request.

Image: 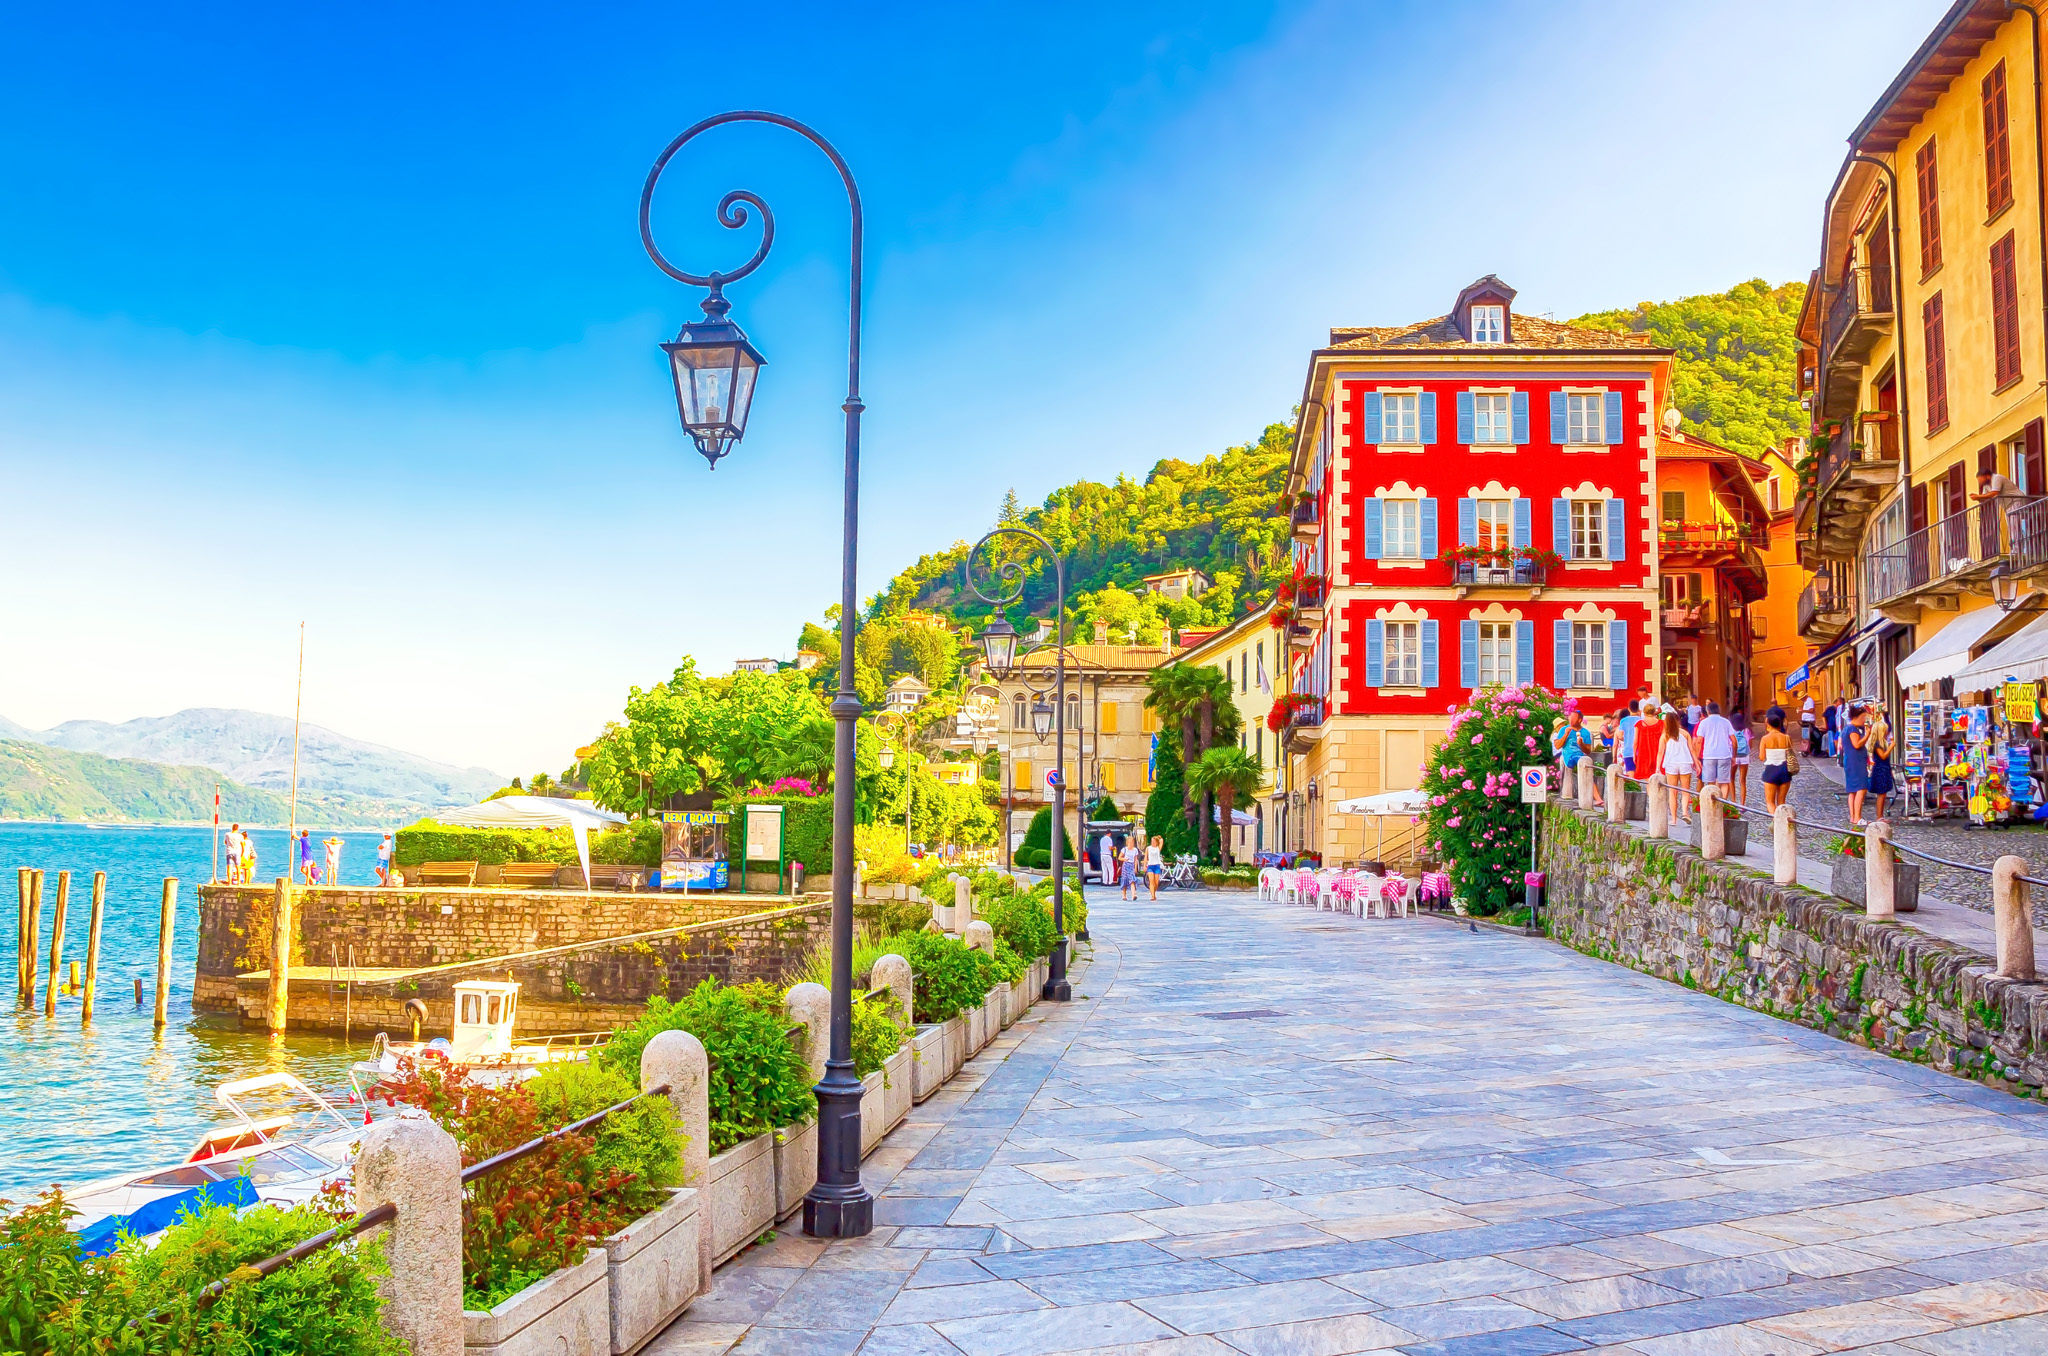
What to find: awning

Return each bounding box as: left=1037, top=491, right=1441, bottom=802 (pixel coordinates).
left=1895, top=607, right=2022, bottom=689
left=437, top=794, right=627, bottom=891
left=1786, top=617, right=1886, bottom=690
left=1953, top=609, right=2048, bottom=691
left=1332, top=789, right=1430, bottom=814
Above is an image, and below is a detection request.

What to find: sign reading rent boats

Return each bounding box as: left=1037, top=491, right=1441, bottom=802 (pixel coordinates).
left=1520, top=766, right=1548, bottom=803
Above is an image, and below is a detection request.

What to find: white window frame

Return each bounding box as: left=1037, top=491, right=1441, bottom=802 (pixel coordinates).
left=1472, top=393, right=1511, bottom=445
left=1384, top=621, right=1421, bottom=687
left=1477, top=621, right=1514, bottom=687
left=1570, top=621, right=1609, bottom=689
left=1474, top=499, right=1513, bottom=553
left=1471, top=305, right=1504, bottom=343
left=1569, top=498, right=1606, bottom=560
left=1383, top=498, right=1421, bottom=559
left=1382, top=393, right=1420, bottom=445
left=1566, top=392, right=1604, bottom=445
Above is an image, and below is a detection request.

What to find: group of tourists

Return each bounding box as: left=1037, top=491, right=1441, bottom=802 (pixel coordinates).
left=219, top=827, right=398, bottom=886
left=1116, top=836, right=1167, bottom=901
left=222, top=823, right=257, bottom=884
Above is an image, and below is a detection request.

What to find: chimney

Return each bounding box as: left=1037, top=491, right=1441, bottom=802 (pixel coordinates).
left=1093, top=619, right=1109, bottom=644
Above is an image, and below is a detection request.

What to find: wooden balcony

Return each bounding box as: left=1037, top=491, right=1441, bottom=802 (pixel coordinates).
left=1811, top=418, right=1900, bottom=559
left=1797, top=570, right=1852, bottom=644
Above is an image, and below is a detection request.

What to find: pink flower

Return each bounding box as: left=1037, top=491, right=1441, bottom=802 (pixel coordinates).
left=1471, top=735, right=1483, bottom=745
left=1446, top=817, right=1462, bottom=827
left=1461, top=779, right=1475, bottom=790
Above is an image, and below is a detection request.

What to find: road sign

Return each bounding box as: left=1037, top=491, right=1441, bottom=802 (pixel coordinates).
left=1044, top=768, right=1064, bottom=788
left=1520, top=766, right=1548, bottom=804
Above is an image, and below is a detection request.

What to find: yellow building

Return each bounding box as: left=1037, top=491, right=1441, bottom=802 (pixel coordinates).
left=1798, top=0, right=2048, bottom=720
left=1175, top=602, right=1291, bottom=859
left=1749, top=439, right=1811, bottom=710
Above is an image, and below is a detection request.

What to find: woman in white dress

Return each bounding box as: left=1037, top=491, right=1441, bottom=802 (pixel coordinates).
left=1658, top=709, right=1698, bottom=822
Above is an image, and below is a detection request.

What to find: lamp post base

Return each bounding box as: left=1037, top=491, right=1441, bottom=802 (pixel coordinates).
left=801, top=1067, right=874, bottom=1238
left=802, top=1186, right=874, bottom=1238
left=1042, top=935, right=1073, bottom=1002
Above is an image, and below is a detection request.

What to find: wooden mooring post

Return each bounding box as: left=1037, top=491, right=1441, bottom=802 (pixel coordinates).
left=14, top=868, right=27, bottom=1008
left=153, top=877, right=179, bottom=1033
left=19, top=869, right=43, bottom=1009
left=82, top=871, right=105, bottom=1025
left=44, top=871, right=69, bottom=1016
left=268, top=877, right=293, bottom=1036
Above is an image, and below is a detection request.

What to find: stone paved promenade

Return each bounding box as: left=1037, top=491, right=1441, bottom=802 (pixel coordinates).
left=652, top=889, right=2048, bottom=1355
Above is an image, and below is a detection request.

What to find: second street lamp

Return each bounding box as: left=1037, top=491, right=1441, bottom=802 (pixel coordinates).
left=640, top=111, right=873, bottom=1239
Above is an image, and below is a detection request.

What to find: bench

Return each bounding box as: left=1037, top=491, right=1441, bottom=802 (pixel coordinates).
left=498, top=862, right=565, bottom=889
left=563, top=864, right=644, bottom=891
left=417, top=861, right=479, bottom=886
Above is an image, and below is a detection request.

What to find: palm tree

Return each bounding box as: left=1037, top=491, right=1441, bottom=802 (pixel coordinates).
left=1186, top=666, right=1235, bottom=860
left=1185, top=747, right=1266, bottom=868
left=1144, top=663, right=1207, bottom=818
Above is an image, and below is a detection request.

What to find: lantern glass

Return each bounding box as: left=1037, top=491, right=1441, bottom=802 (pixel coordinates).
left=1031, top=698, right=1054, bottom=741
left=661, top=305, right=764, bottom=468
left=978, top=617, right=1019, bottom=674
left=877, top=744, right=895, bottom=769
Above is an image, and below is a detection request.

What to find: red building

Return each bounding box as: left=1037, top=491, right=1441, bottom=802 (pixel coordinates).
left=1279, top=276, right=1673, bottom=861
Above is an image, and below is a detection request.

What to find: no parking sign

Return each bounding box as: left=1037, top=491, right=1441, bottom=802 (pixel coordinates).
left=1520, top=766, right=1548, bottom=803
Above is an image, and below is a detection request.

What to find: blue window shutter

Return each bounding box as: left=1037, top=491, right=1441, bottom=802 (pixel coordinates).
left=1420, top=497, right=1439, bottom=559
left=1456, top=392, right=1474, bottom=443
left=1552, top=498, right=1570, bottom=553
left=1363, top=392, right=1383, bottom=444
left=1513, top=498, right=1532, bottom=548
left=1460, top=619, right=1479, bottom=687
left=1420, top=392, right=1438, bottom=444
left=1512, top=391, right=1530, bottom=444
left=1608, top=620, right=1628, bottom=690
left=1422, top=620, right=1439, bottom=689
left=1363, top=499, right=1383, bottom=559
left=1606, top=498, right=1627, bottom=561
left=1553, top=620, right=1573, bottom=690
left=1605, top=390, right=1625, bottom=444
left=1366, top=620, right=1384, bottom=687
left=1458, top=497, right=1477, bottom=548
left=1515, top=620, right=1535, bottom=685
left=1550, top=391, right=1567, bottom=443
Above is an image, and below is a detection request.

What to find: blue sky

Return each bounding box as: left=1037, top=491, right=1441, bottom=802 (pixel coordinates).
left=0, top=1, right=1939, bottom=777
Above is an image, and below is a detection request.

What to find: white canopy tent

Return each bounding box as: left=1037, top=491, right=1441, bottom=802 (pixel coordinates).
left=1952, top=609, right=2048, bottom=691
left=1330, top=788, right=1430, bottom=862
left=434, top=795, right=627, bottom=890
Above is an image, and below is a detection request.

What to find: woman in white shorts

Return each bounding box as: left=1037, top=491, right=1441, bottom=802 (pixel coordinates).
left=1658, top=708, right=1698, bottom=822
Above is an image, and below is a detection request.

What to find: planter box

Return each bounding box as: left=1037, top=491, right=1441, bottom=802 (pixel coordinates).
left=1624, top=789, right=1647, bottom=821
left=464, top=1248, right=609, bottom=1355
left=1831, top=854, right=1921, bottom=912
left=882, top=1045, right=911, bottom=1134
left=605, top=1189, right=702, bottom=1356
left=966, top=1001, right=987, bottom=1056
left=910, top=1024, right=948, bottom=1102
left=943, top=1014, right=968, bottom=1076
left=860, top=1069, right=887, bottom=1156
left=1003, top=978, right=1026, bottom=1028
left=1723, top=818, right=1749, bottom=856
left=984, top=988, right=1005, bottom=1043
left=771, top=1121, right=816, bottom=1222
left=706, top=1132, right=776, bottom=1268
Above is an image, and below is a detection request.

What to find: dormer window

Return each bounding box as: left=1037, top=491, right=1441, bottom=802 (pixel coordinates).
left=1471, top=305, right=1504, bottom=343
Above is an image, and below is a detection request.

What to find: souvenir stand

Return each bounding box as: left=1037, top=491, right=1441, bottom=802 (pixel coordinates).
left=1902, top=699, right=1959, bottom=820
left=660, top=810, right=731, bottom=889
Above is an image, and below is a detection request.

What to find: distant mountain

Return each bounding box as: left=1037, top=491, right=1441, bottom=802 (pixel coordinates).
left=0, top=740, right=294, bottom=825
left=0, top=709, right=502, bottom=826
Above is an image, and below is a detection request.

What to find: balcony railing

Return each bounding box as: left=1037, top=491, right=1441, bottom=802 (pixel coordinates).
left=1450, top=559, right=1546, bottom=587
left=1290, top=700, right=1324, bottom=728
left=1290, top=501, right=1319, bottom=539
left=2012, top=499, right=2048, bottom=576
left=1814, top=418, right=1899, bottom=499
left=1865, top=498, right=2044, bottom=607
left=1658, top=521, right=1768, bottom=552
left=1822, top=264, right=1895, bottom=368
left=1797, top=572, right=1848, bottom=635
left=1660, top=600, right=1714, bottom=631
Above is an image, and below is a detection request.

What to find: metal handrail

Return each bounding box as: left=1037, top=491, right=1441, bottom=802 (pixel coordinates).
left=461, top=1083, right=671, bottom=1185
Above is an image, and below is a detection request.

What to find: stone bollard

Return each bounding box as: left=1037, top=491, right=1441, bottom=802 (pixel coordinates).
left=1773, top=805, right=1797, bottom=885
left=1993, top=855, right=2038, bottom=981
left=1865, top=820, right=1895, bottom=920
left=1575, top=758, right=1594, bottom=810
left=873, top=952, right=913, bottom=1022
left=954, top=875, right=972, bottom=930
left=1699, top=787, right=1725, bottom=860
left=641, top=1029, right=712, bottom=1294
left=355, top=1116, right=463, bottom=1356
left=1605, top=763, right=1624, bottom=823
left=784, top=982, right=830, bottom=1083
left=964, top=920, right=995, bottom=956
left=1646, top=773, right=1669, bottom=839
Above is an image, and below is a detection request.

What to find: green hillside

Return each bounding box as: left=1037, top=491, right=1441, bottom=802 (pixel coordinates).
left=0, top=739, right=292, bottom=824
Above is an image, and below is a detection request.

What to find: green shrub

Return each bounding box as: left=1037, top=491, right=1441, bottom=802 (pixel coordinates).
left=878, top=931, right=986, bottom=1024
left=850, top=992, right=909, bottom=1078
left=1019, top=807, right=1074, bottom=861
left=796, top=928, right=893, bottom=991
left=983, top=891, right=1055, bottom=958
left=597, top=979, right=815, bottom=1153
left=989, top=939, right=1027, bottom=985
left=1015, top=846, right=1051, bottom=869
left=525, top=1061, right=682, bottom=1200
left=725, top=792, right=835, bottom=877
left=853, top=897, right=932, bottom=937
left=393, top=821, right=577, bottom=867
left=1, top=1189, right=403, bottom=1355
left=1200, top=866, right=1258, bottom=886
left=590, top=819, right=663, bottom=866
left=1420, top=685, right=1568, bottom=915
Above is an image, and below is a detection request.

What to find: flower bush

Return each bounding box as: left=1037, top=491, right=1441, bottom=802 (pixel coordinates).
left=1419, top=684, right=1568, bottom=915
left=596, top=979, right=815, bottom=1154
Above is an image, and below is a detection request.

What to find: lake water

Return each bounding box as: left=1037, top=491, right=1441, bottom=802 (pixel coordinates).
left=0, top=823, right=388, bottom=1201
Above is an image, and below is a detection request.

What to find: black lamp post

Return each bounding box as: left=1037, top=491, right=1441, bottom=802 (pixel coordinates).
left=968, top=529, right=1073, bottom=1002
left=640, top=111, right=872, bottom=1238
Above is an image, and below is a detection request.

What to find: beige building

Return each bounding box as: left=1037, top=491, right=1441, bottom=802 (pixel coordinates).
left=1176, top=602, right=1290, bottom=859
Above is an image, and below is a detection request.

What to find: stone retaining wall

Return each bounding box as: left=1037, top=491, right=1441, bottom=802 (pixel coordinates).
left=194, top=884, right=800, bottom=1013
left=1538, top=799, right=2048, bottom=1096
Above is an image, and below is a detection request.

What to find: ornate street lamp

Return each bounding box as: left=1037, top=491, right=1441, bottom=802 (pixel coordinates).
left=967, top=527, right=1076, bottom=1002
left=640, top=111, right=873, bottom=1238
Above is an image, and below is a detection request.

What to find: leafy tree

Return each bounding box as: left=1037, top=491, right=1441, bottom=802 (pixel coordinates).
left=1185, top=746, right=1265, bottom=868
left=1144, top=737, right=1196, bottom=860
left=587, top=659, right=723, bottom=816
left=1419, top=683, right=1568, bottom=914
left=1570, top=279, right=1805, bottom=456
left=998, top=488, right=1022, bottom=523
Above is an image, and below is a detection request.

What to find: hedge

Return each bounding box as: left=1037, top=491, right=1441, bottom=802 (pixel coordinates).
left=393, top=822, right=577, bottom=867
left=725, top=792, right=834, bottom=877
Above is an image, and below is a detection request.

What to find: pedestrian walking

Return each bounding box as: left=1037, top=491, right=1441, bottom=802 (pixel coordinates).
left=297, top=829, right=317, bottom=885
left=1759, top=707, right=1797, bottom=811
left=1616, top=700, right=1642, bottom=779
left=1659, top=709, right=1698, bottom=822
left=1118, top=837, right=1139, bottom=901
left=376, top=833, right=393, bottom=886
left=1867, top=707, right=1896, bottom=821
left=1844, top=704, right=1873, bottom=824
left=1732, top=709, right=1752, bottom=806
left=1633, top=701, right=1666, bottom=795
left=1800, top=692, right=1818, bottom=756
left=1144, top=836, right=1164, bottom=901
left=1695, top=702, right=1736, bottom=801
left=1685, top=692, right=1704, bottom=732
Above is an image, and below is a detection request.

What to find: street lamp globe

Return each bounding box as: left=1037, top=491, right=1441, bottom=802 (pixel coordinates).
left=978, top=616, right=1019, bottom=674
left=661, top=293, right=765, bottom=469
left=877, top=744, right=895, bottom=769
left=1031, top=698, right=1054, bottom=741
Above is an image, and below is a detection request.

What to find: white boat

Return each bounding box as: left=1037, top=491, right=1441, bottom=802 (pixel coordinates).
left=351, top=980, right=608, bottom=1091
left=64, top=1072, right=366, bottom=1248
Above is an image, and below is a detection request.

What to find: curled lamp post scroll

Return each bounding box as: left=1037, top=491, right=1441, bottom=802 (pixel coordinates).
left=966, top=528, right=1074, bottom=1002
left=641, top=111, right=872, bottom=1237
